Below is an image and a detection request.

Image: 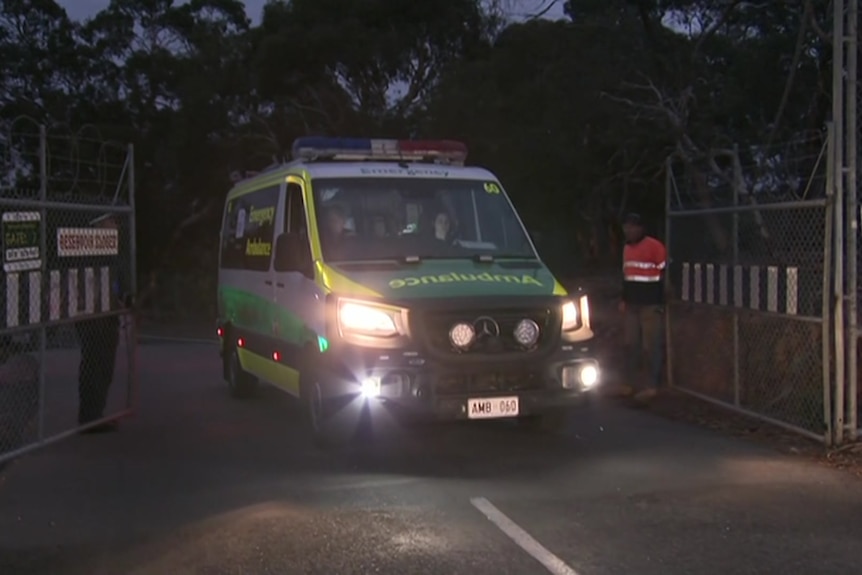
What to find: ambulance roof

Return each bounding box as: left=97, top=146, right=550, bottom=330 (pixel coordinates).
left=228, top=137, right=499, bottom=198
left=302, top=161, right=495, bottom=181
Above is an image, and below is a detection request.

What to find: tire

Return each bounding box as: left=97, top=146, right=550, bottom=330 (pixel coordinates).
left=302, top=371, right=354, bottom=449
left=225, top=345, right=257, bottom=399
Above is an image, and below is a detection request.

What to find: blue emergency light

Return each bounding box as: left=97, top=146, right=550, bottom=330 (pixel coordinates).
left=291, top=137, right=468, bottom=165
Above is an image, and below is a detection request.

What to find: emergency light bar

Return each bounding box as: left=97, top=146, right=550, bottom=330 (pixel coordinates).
left=291, top=137, right=468, bottom=165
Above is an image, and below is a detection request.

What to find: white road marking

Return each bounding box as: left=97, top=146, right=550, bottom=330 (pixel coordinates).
left=470, top=496, right=580, bottom=575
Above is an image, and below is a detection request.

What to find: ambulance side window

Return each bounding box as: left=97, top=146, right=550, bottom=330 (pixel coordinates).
left=220, top=199, right=245, bottom=270
left=281, top=182, right=312, bottom=268
left=220, top=185, right=279, bottom=271
left=285, top=183, right=307, bottom=235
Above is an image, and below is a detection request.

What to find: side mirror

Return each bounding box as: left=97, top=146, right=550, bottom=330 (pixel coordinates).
left=274, top=233, right=313, bottom=277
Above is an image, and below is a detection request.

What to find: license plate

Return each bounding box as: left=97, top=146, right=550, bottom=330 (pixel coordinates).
left=467, top=396, right=519, bottom=419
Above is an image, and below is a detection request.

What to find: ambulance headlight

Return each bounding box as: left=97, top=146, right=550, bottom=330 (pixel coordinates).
left=337, top=300, right=401, bottom=337
left=561, top=296, right=589, bottom=332
left=561, top=301, right=579, bottom=331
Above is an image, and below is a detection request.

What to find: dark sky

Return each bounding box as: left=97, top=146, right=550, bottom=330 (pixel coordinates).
left=57, top=0, right=566, bottom=23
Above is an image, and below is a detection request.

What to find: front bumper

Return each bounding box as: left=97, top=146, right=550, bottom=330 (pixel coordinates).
left=319, top=343, right=600, bottom=420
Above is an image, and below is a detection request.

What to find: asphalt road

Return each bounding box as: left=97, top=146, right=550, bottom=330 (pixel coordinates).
left=1, top=341, right=861, bottom=575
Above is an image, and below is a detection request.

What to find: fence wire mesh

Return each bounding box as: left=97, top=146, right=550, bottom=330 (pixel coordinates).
left=0, top=118, right=136, bottom=469
left=666, top=141, right=830, bottom=441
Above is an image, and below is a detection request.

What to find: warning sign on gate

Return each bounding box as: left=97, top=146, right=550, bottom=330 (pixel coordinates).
left=2, top=211, right=42, bottom=272
left=57, top=227, right=119, bottom=257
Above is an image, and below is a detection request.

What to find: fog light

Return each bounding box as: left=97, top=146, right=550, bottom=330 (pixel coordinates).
left=561, top=366, right=579, bottom=389
left=579, top=364, right=598, bottom=388
left=360, top=377, right=381, bottom=397
left=449, top=322, right=475, bottom=349
left=513, top=318, right=540, bottom=348
left=382, top=372, right=408, bottom=396
left=561, top=364, right=599, bottom=389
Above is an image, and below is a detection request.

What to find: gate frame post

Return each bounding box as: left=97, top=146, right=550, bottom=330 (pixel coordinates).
left=664, top=156, right=675, bottom=389
left=832, top=0, right=847, bottom=446
left=844, top=0, right=859, bottom=439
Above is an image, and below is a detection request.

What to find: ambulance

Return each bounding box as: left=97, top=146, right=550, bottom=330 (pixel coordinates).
left=216, top=137, right=599, bottom=446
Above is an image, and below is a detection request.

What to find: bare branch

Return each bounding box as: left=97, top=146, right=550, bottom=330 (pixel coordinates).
left=804, top=0, right=831, bottom=43
left=606, top=74, right=697, bottom=137
left=528, top=0, right=560, bottom=20
left=393, top=50, right=435, bottom=118
left=286, top=99, right=314, bottom=134
left=763, top=6, right=809, bottom=154
left=250, top=113, right=280, bottom=150
left=692, top=0, right=744, bottom=58
left=303, top=85, right=343, bottom=131
left=601, top=90, right=663, bottom=114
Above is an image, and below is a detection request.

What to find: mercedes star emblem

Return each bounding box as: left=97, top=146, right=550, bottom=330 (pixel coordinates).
left=473, top=316, right=500, bottom=339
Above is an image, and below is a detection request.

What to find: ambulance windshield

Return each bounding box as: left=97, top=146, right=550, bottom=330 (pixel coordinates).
left=312, top=177, right=536, bottom=263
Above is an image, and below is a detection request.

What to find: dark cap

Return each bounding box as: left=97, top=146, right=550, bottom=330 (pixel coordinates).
left=622, top=212, right=643, bottom=226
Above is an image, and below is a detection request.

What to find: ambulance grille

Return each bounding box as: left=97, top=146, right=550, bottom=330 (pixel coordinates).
left=435, top=370, right=545, bottom=395
left=418, top=307, right=556, bottom=356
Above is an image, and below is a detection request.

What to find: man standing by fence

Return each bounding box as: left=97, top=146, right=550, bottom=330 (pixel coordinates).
left=618, top=213, right=667, bottom=402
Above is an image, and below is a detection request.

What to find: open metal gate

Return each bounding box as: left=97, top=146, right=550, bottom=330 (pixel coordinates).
left=0, top=117, right=137, bottom=468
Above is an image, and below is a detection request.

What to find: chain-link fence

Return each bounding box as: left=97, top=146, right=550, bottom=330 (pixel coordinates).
left=665, top=137, right=833, bottom=442
left=0, top=117, right=137, bottom=470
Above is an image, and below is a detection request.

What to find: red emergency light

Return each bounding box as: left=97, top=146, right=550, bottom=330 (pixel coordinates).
left=291, top=137, right=468, bottom=165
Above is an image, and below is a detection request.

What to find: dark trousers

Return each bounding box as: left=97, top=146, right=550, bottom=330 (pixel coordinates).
left=623, top=304, right=665, bottom=389
left=76, top=316, right=120, bottom=424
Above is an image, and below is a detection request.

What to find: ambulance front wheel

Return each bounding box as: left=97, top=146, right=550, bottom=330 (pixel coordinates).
left=226, top=345, right=257, bottom=399
left=303, top=377, right=353, bottom=448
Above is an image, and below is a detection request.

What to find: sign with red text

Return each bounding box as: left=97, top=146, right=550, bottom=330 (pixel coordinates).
left=57, top=227, right=119, bottom=257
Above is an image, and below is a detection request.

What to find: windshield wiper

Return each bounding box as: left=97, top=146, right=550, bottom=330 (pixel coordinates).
left=395, top=254, right=537, bottom=264
left=474, top=253, right=537, bottom=263
left=334, top=258, right=413, bottom=267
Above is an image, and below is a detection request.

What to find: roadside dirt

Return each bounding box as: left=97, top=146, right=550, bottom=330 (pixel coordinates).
left=572, top=274, right=862, bottom=480
left=613, top=388, right=862, bottom=479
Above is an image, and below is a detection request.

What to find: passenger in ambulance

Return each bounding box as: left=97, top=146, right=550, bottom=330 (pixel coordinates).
left=372, top=218, right=384, bottom=238
left=416, top=210, right=458, bottom=257
left=433, top=211, right=451, bottom=242
left=321, top=204, right=348, bottom=260
left=324, top=204, right=346, bottom=236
